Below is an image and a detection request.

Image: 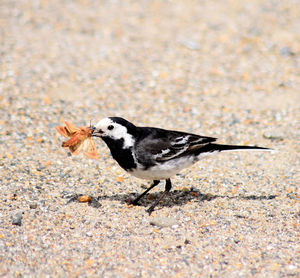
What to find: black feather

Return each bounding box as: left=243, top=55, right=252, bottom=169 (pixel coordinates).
left=193, top=143, right=271, bottom=156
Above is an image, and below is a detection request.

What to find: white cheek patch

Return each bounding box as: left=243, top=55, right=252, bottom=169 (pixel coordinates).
left=95, top=118, right=112, bottom=130
left=95, top=118, right=134, bottom=148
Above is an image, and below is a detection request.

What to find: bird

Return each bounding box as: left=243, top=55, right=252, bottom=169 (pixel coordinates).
left=91, top=117, right=271, bottom=215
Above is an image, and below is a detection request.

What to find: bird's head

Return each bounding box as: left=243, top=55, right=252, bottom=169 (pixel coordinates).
left=91, top=117, right=136, bottom=148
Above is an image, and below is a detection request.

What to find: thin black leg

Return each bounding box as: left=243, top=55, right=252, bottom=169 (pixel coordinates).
left=128, top=180, right=160, bottom=206
left=146, top=178, right=172, bottom=215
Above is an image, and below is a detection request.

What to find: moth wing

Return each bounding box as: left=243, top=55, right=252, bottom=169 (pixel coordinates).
left=83, top=138, right=98, bottom=159
left=62, top=133, right=84, bottom=155
left=64, top=122, right=80, bottom=136
left=55, top=126, right=69, bottom=137
left=69, top=140, right=84, bottom=155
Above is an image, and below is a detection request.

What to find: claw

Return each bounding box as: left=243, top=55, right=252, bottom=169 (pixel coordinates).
left=146, top=206, right=155, bottom=215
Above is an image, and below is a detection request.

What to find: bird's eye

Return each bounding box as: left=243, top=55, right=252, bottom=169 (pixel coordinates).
left=108, top=125, right=114, bottom=130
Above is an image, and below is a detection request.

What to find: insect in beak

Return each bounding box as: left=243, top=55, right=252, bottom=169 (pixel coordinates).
left=55, top=121, right=98, bottom=159
left=88, top=120, right=97, bottom=134
left=91, top=127, right=103, bottom=137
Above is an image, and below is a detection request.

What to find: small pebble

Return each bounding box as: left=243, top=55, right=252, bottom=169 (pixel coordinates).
left=184, top=239, right=191, bottom=245
left=149, top=217, right=178, bottom=228
left=179, top=39, right=200, bottom=50
left=279, top=47, right=295, bottom=56
left=12, top=212, right=23, bottom=226
left=77, top=195, right=92, bottom=203
left=263, top=131, right=285, bottom=141
left=29, top=203, right=38, bottom=209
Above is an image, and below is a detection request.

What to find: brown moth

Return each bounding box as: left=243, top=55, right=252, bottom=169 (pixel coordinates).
left=56, top=122, right=98, bottom=159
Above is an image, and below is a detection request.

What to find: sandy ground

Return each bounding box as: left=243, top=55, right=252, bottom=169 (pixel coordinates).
left=0, top=0, right=299, bottom=277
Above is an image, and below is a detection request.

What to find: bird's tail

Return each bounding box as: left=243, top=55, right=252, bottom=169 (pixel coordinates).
left=208, top=143, right=271, bottom=152
left=195, top=143, right=272, bottom=156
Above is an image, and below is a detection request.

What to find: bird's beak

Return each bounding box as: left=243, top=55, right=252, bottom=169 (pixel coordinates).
left=90, top=126, right=103, bottom=137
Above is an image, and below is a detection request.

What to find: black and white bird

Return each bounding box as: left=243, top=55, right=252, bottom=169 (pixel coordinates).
left=91, top=117, right=270, bottom=214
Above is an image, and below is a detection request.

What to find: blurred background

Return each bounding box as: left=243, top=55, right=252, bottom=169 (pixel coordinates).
left=1, top=0, right=299, bottom=127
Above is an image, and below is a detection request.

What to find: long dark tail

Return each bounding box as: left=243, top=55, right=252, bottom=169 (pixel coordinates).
left=196, top=143, right=271, bottom=155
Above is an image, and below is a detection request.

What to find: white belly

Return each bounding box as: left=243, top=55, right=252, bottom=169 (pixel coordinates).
left=129, top=151, right=220, bottom=180
left=129, top=156, right=196, bottom=180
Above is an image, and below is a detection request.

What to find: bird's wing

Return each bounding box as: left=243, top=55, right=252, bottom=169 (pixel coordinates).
left=135, top=128, right=217, bottom=163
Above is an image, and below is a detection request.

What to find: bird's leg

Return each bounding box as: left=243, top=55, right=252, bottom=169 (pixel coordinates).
left=127, top=180, right=160, bottom=206
left=146, top=178, right=172, bottom=215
